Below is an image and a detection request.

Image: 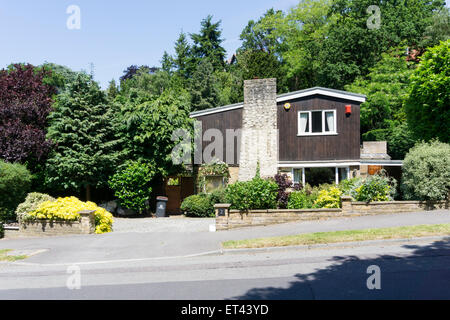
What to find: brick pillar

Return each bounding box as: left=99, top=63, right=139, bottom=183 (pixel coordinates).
left=78, top=210, right=96, bottom=234
left=238, top=78, right=278, bottom=181
left=214, top=204, right=231, bottom=231
left=341, top=196, right=353, bottom=214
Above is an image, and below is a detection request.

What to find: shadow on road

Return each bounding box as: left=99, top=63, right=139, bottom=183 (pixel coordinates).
left=232, top=238, right=450, bottom=300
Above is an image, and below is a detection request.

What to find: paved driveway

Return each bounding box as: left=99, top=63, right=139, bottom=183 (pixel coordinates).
left=112, top=217, right=214, bottom=233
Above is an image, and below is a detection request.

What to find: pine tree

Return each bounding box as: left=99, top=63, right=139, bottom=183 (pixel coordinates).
left=106, top=79, right=119, bottom=100
left=191, top=15, right=226, bottom=71
left=173, top=32, right=191, bottom=79
left=161, top=51, right=174, bottom=74
left=45, top=73, right=121, bottom=200
left=190, top=59, right=220, bottom=111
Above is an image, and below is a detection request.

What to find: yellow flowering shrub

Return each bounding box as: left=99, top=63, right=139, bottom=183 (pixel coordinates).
left=26, top=196, right=113, bottom=234
left=314, top=187, right=343, bottom=208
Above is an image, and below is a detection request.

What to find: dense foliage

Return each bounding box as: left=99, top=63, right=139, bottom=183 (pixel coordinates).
left=405, top=40, right=450, bottom=143
left=45, top=74, right=121, bottom=199
left=15, top=193, right=55, bottom=221
left=109, top=161, right=155, bottom=213
left=401, top=140, right=450, bottom=201
left=0, top=160, right=32, bottom=222
left=181, top=193, right=215, bottom=217
left=225, top=177, right=278, bottom=211
left=0, top=64, right=55, bottom=165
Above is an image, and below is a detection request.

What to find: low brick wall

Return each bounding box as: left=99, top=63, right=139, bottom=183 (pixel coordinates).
left=217, top=208, right=342, bottom=230
left=19, top=210, right=96, bottom=237
left=342, top=196, right=449, bottom=215
left=215, top=199, right=449, bottom=231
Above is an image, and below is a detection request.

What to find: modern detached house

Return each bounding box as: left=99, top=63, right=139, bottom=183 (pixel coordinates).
left=190, top=78, right=402, bottom=189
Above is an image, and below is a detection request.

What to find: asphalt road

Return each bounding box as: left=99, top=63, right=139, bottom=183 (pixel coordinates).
left=1, top=237, right=449, bottom=299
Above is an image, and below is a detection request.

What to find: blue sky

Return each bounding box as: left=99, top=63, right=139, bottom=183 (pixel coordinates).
left=0, top=0, right=297, bottom=88
left=0, top=0, right=448, bottom=89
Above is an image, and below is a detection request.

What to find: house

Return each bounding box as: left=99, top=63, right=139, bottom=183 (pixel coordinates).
left=189, top=78, right=402, bottom=188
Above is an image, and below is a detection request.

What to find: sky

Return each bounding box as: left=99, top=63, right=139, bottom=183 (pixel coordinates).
left=0, top=0, right=448, bottom=89
left=0, top=0, right=298, bottom=88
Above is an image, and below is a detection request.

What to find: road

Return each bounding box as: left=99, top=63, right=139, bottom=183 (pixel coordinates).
left=1, top=236, right=449, bottom=299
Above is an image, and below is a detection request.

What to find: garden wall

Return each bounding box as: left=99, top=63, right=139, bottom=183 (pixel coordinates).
left=18, top=210, right=96, bottom=237
left=215, top=199, right=449, bottom=231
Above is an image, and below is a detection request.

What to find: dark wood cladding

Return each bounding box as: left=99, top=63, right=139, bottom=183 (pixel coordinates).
left=194, top=108, right=242, bottom=165
left=278, top=95, right=361, bottom=162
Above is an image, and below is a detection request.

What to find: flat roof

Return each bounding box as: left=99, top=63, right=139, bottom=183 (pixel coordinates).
left=190, top=87, right=366, bottom=118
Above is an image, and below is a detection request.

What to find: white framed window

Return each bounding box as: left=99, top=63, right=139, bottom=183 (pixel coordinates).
left=298, top=110, right=337, bottom=136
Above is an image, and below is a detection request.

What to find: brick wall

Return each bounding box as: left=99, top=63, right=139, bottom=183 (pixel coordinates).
left=19, top=210, right=96, bottom=237
left=215, top=200, right=448, bottom=231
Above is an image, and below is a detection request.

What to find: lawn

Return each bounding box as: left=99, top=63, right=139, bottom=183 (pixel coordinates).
left=0, top=249, right=27, bottom=262
left=222, top=224, right=450, bottom=249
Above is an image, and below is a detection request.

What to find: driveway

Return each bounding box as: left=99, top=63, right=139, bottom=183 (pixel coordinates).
left=112, top=217, right=214, bottom=233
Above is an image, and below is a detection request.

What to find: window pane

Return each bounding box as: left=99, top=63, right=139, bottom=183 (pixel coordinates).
left=325, top=111, right=335, bottom=132
left=299, top=113, right=309, bottom=133
left=311, top=111, right=322, bottom=133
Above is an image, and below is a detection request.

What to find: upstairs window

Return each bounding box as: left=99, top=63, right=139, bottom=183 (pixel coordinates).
left=298, top=110, right=337, bottom=136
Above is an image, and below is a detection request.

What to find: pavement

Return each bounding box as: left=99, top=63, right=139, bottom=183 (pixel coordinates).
left=0, top=210, right=449, bottom=265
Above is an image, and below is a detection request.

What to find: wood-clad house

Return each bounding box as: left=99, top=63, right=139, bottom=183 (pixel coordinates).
left=190, top=78, right=402, bottom=188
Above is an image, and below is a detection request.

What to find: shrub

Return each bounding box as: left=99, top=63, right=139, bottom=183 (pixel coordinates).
left=225, top=177, right=278, bottom=211
left=209, top=188, right=227, bottom=205
left=287, top=190, right=317, bottom=209
left=401, top=140, right=450, bottom=201
left=24, top=196, right=114, bottom=234
left=314, top=186, right=343, bottom=208
left=352, top=173, right=397, bottom=202
left=15, top=193, right=55, bottom=221
left=274, top=174, right=302, bottom=209
left=108, top=160, right=155, bottom=213
left=0, top=161, right=32, bottom=222
left=181, top=194, right=214, bottom=217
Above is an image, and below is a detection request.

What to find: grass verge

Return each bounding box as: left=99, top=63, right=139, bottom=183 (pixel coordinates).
left=222, top=224, right=450, bottom=249
left=0, top=249, right=27, bottom=262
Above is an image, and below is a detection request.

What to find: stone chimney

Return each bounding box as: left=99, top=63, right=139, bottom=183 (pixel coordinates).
left=238, top=78, right=278, bottom=181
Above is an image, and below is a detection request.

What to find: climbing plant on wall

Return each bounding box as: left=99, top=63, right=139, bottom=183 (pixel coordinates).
left=197, top=161, right=230, bottom=192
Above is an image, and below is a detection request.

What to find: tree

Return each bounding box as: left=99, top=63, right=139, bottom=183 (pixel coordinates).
left=189, top=59, right=221, bottom=111
left=173, top=32, right=192, bottom=79
left=317, top=0, right=445, bottom=89
left=405, top=40, right=449, bottom=143
left=421, top=7, right=450, bottom=48
left=119, top=65, right=151, bottom=83
left=345, top=47, right=416, bottom=133
left=118, top=88, right=193, bottom=178
left=236, top=50, right=284, bottom=85
left=161, top=51, right=174, bottom=74
left=0, top=64, right=55, bottom=165
left=239, top=8, right=284, bottom=55
left=190, top=15, right=226, bottom=71
left=45, top=74, right=121, bottom=200
left=106, top=79, right=119, bottom=100
left=39, top=62, right=80, bottom=93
